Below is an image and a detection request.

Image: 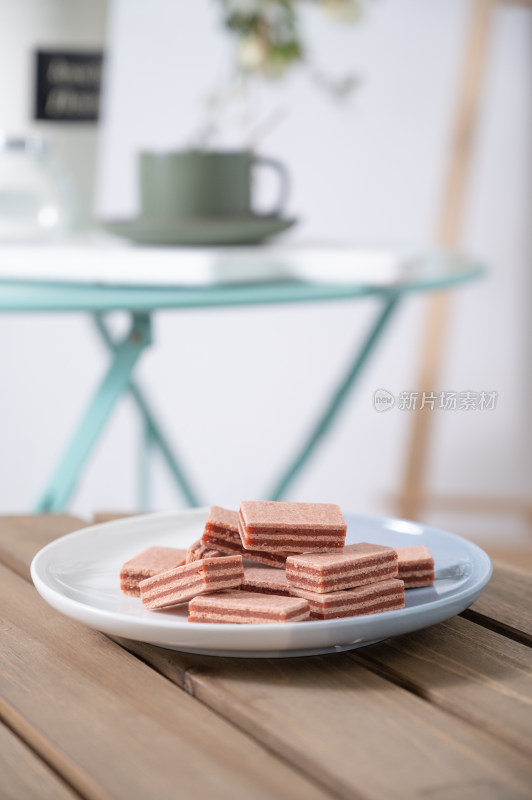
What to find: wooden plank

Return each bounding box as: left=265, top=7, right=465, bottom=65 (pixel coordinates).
left=350, top=615, right=532, bottom=758
left=484, top=548, right=532, bottom=573
left=114, top=638, right=532, bottom=799
left=92, top=512, right=139, bottom=524
left=399, top=0, right=495, bottom=520
left=0, top=564, right=329, bottom=800
left=463, top=561, right=532, bottom=645
left=400, top=492, right=532, bottom=517
left=0, top=720, right=79, bottom=800
left=3, top=517, right=532, bottom=797
left=0, top=515, right=88, bottom=581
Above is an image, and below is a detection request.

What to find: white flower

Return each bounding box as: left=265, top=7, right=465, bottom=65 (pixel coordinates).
left=238, top=36, right=267, bottom=70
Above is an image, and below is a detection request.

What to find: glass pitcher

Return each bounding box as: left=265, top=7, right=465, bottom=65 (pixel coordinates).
left=0, top=133, right=75, bottom=241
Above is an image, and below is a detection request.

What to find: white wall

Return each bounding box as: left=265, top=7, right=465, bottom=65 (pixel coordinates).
left=0, top=0, right=530, bottom=545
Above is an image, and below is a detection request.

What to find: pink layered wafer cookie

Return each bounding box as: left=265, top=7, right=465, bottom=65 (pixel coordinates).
left=396, top=545, right=434, bottom=587
left=286, top=543, right=398, bottom=593
left=186, top=539, right=224, bottom=564
left=140, top=555, right=244, bottom=609
left=202, top=505, right=289, bottom=567
left=239, top=501, right=347, bottom=553
left=290, top=579, right=405, bottom=620
left=188, top=590, right=310, bottom=624
left=241, top=567, right=291, bottom=596
left=120, top=546, right=187, bottom=596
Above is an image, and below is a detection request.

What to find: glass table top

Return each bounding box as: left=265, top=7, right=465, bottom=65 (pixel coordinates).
left=0, top=242, right=484, bottom=312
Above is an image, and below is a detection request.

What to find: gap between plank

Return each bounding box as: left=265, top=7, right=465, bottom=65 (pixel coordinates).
left=345, top=647, right=532, bottom=761
left=109, top=637, right=354, bottom=800
left=0, top=712, right=84, bottom=800
left=0, top=700, right=103, bottom=800
left=460, top=609, right=532, bottom=648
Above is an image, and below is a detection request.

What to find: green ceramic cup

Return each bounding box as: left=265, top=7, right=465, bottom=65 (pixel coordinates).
left=139, top=150, right=289, bottom=220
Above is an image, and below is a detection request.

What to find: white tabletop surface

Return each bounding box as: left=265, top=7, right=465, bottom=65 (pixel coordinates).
left=0, top=234, right=430, bottom=288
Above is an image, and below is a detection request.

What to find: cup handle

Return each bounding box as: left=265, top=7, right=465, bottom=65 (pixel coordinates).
left=251, top=156, right=290, bottom=217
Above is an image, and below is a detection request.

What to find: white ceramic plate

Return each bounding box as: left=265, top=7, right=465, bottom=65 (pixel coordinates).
left=31, top=509, right=492, bottom=658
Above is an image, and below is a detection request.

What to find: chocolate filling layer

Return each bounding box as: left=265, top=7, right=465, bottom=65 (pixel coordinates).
left=202, top=537, right=243, bottom=552
left=399, top=568, right=434, bottom=578
left=312, top=596, right=404, bottom=619
left=206, top=521, right=240, bottom=536
left=287, top=554, right=396, bottom=577
left=203, top=533, right=289, bottom=563
left=243, top=538, right=344, bottom=548
left=203, top=558, right=242, bottom=573
left=304, top=586, right=402, bottom=610
left=286, top=565, right=397, bottom=590
left=143, top=558, right=241, bottom=590
left=241, top=543, right=345, bottom=555
left=239, top=510, right=346, bottom=534
left=142, top=572, right=242, bottom=601
left=188, top=605, right=308, bottom=621
left=120, top=583, right=141, bottom=596
left=241, top=584, right=291, bottom=596
left=188, top=612, right=309, bottom=624
left=242, top=531, right=346, bottom=541
left=403, top=568, right=434, bottom=574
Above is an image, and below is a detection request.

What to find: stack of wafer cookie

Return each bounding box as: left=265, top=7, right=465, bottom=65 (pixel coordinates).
left=286, top=544, right=404, bottom=620
left=119, top=501, right=434, bottom=624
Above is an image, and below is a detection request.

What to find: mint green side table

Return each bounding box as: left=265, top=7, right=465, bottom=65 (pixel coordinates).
left=0, top=245, right=483, bottom=511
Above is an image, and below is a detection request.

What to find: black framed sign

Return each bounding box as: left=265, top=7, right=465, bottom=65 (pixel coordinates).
left=34, top=50, right=104, bottom=122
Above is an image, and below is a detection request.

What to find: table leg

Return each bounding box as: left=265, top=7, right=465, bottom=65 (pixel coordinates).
left=34, top=314, right=152, bottom=512
left=139, top=417, right=155, bottom=510
left=94, top=315, right=201, bottom=509
left=269, top=294, right=401, bottom=500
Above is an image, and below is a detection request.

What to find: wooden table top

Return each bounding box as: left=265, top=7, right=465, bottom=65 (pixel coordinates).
left=1, top=515, right=531, bottom=800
